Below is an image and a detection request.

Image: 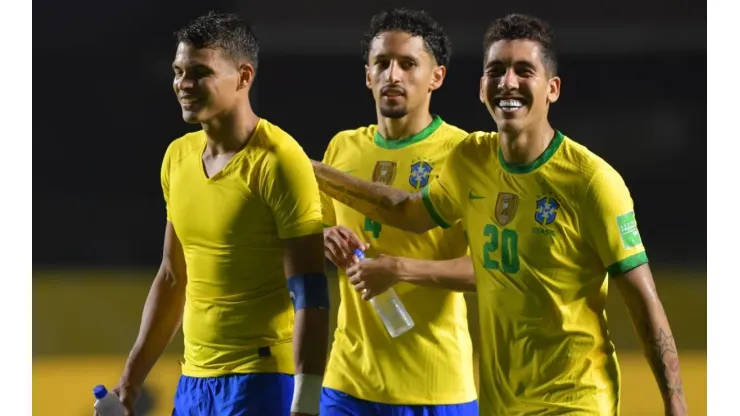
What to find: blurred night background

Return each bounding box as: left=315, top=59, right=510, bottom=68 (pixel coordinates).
left=33, top=0, right=706, bottom=414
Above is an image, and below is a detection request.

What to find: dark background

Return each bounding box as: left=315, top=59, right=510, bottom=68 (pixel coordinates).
left=32, top=1, right=706, bottom=414
left=33, top=0, right=706, bottom=269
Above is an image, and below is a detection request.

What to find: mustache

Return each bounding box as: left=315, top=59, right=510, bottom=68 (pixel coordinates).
left=381, top=86, right=406, bottom=96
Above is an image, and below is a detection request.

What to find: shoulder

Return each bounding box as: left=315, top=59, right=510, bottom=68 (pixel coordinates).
left=163, top=130, right=203, bottom=167
left=432, top=121, right=470, bottom=150
left=253, top=119, right=313, bottom=176
left=450, top=130, right=497, bottom=161
left=323, top=124, right=375, bottom=164
left=558, top=134, right=626, bottom=188
left=328, top=125, right=375, bottom=149
left=254, top=118, right=305, bottom=154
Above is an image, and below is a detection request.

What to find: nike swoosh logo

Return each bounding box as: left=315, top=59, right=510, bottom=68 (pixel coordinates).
left=469, top=190, right=485, bottom=200
left=343, top=169, right=356, bottom=174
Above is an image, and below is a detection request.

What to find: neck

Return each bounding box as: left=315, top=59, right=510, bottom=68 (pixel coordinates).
left=498, top=121, right=556, bottom=165
left=202, top=102, right=259, bottom=155
left=377, top=108, right=433, bottom=140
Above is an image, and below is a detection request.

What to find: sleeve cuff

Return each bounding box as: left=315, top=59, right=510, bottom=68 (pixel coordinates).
left=421, top=185, right=451, bottom=229
left=278, top=220, right=325, bottom=239
left=607, top=251, right=649, bottom=276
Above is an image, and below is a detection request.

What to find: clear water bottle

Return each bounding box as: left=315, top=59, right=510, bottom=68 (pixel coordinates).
left=92, top=385, right=126, bottom=416
left=355, top=249, right=415, bottom=338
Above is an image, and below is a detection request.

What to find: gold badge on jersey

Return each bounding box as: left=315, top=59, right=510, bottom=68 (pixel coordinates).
left=372, top=161, right=397, bottom=185
left=495, top=192, right=519, bottom=226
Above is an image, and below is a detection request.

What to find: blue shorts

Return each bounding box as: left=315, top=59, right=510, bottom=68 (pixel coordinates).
left=321, top=387, right=479, bottom=416
left=172, top=373, right=293, bottom=416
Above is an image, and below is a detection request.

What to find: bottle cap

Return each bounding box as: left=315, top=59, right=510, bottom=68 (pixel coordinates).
left=354, top=249, right=366, bottom=259
left=93, top=385, right=108, bottom=399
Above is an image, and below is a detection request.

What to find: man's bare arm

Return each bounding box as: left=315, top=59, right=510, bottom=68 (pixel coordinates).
left=118, top=222, right=187, bottom=407
left=347, top=254, right=475, bottom=301
left=613, top=264, right=688, bottom=415
left=397, top=255, right=475, bottom=291
left=312, top=160, right=436, bottom=234
left=282, top=233, right=330, bottom=376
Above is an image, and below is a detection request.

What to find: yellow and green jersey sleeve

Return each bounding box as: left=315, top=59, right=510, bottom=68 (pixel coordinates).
left=583, top=167, right=648, bottom=276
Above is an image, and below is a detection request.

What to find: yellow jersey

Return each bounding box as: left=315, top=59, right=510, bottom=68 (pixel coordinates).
left=160, top=118, right=324, bottom=378
left=321, top=116, right=477, bottom=405
left=422, top=131, right=648, bottom=415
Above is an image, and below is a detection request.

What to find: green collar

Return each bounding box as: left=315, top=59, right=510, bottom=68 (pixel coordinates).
left=373, top=115, right=443, bottom=149
left=498, top=130, right=565, bottom=174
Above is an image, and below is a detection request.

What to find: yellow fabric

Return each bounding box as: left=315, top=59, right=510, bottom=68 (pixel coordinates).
left=161, top=119, right=323, bottom=377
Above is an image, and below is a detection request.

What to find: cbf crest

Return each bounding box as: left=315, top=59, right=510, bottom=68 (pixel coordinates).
left=372, top=161, right=397, bottom=185
left=409, top=157, right=435, bottom=189
left=535, top=196, right=560, bottom=225
left=495, top=193, right=519, bottom=226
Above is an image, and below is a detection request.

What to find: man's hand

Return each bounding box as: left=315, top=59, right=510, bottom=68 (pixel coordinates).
left=347, top=254, right=401, bottom=300
left=323, top=226, right=369, bottom=269
left=92, top=382, right=139, bottom=416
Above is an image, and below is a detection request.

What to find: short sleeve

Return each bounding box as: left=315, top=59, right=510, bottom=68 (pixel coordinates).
left=319, top=135, right=340, bottom=227
left=160, top=143, right=173, bottom=222
left=421, top=142, right=466, bottom=229
left=320, top=191, right=337, bottom=227
left=583, top=167, right=648, bottom=276
left=262, top=145, right=324, bottom=239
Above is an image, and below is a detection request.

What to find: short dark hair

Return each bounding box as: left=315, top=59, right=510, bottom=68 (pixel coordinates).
left=483, top=14, right=557, bottom=75
left=175, top=11, right=259, bottom=70
left=361, top=8, right=452, bottom=67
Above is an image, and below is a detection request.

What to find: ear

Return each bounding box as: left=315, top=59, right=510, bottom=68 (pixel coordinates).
left=365, top=64, right=372, bottom=90
left=547, top=76, right=561, bottom=104
left=429, top=65, right=447, bottom=92
left=237, top=63, right=256, bottom=90
left=479, top=76, right=486, bottom=103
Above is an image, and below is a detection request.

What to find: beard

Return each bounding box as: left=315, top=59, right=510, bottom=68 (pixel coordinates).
left=379, top=104, right=408, bottom=119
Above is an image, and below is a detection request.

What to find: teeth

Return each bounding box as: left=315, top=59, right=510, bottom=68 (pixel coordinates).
left=498, top=99, right=523, bottom=108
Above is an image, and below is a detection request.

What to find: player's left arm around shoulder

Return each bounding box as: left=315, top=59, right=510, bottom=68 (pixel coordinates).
left=282, top=232, right=329, bottom=416
left=613, top=264, right=688, bottom=415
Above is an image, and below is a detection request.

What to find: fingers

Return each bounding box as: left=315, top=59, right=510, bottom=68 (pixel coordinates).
left=324, top=233, right=352, bottom=268
left=324, top=244, right=349, bottom=269
left=353, top=281, right=367, bottom=293
left=361, top=289, right=374, bottom=301
left=325, top=226, right=368, bottom=268
left=335, top=226, right=369, bottom=253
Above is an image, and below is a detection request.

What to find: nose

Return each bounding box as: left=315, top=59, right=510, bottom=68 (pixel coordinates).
left=174, top=75, right=195, bottom=92
left=386, top=60, right=403, bottom=84
left=498, top=68, right=519, bottom=91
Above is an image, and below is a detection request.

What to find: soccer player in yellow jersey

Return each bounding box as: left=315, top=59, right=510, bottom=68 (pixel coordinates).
left=318, top=9, right=478, bottom=416
left=104, top=12, right=329, bottom=416
left=311, top=13, right=689, bottom=416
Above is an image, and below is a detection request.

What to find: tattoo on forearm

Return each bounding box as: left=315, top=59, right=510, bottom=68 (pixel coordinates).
left=647, top=326, right=685, bottom=401
left=316, top=174, right=403, bottom=223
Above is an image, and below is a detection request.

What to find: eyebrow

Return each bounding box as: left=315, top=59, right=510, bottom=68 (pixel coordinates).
left=373, top=53, right=418, bottom=62
left=172, top=62, right=212, bottom=71
left=486, top=60, right=537, bottom=70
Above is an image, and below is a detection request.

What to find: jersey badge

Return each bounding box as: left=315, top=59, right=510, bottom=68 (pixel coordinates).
left=495, top=192, right=519, bottom=226
left=409, top=158, right=434, bottom=189
left=372, top=161, right=397, bottom=185
left=535, top=196, right=560, bottom=225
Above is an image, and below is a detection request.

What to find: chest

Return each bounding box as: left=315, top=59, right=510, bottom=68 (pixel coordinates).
left=168, top=157, right=275, bottom=247
left=335, top=145, right=449, bottom=192
left=463, top=170, right=586, bottom=274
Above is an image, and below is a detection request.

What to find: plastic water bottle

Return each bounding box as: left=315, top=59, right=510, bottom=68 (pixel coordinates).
left=354, top=249, right=415, bottom=337
left=93, top=385, right=126, bottom=416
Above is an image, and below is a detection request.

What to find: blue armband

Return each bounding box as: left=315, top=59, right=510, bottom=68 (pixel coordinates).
left=287, top=273, right=330, bottom=310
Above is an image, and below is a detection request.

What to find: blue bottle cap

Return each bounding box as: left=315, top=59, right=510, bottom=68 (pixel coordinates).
left=93, top=385, right=108, bottom=399
left=354, top=249, right=366, bottom=259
